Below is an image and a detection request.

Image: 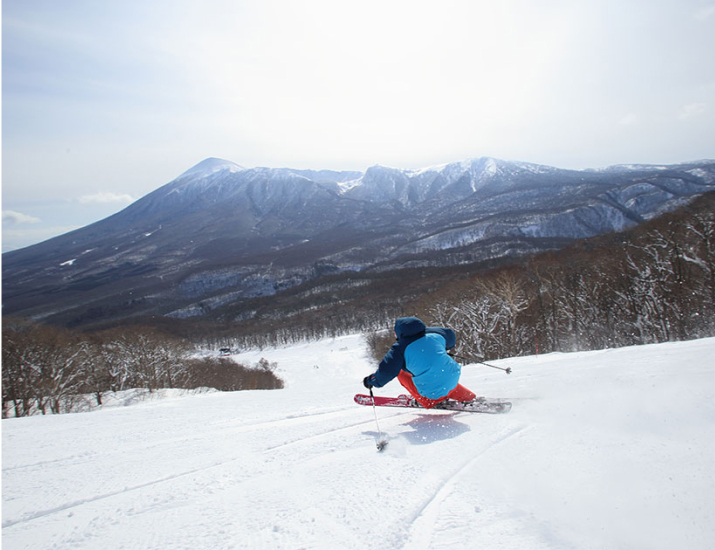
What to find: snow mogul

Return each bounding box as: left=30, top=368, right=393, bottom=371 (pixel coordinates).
left=363, top=316, right=476, bottom=408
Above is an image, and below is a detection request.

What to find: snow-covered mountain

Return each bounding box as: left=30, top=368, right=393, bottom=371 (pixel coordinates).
left=4, top=335, right=715, bottom=549
left=2, top=156, right=715, bottom=326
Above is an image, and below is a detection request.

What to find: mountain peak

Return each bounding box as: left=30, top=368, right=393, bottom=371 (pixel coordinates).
left=177, top=158, right=244, bottom=180
left=3, top=157, right=715, bottom=328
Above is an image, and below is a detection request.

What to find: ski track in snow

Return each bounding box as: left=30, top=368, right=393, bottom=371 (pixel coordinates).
left=4, top=402, right=380, bottom=527
left=3, top=334, right=715, bottom=549
left=404, top=424, right=532, bottom=550
left=2, top=406, right=375, bottom=528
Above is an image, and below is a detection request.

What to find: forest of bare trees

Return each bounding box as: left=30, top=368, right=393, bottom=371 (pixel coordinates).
left=410, top=195, right=715, bottom=362
left=2, top=322, right=283, bottom=418
left=4, top=193, right=714, bottom=416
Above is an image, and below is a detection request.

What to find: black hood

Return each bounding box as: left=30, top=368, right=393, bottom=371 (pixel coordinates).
left=394, top=317, right=426, bottom=339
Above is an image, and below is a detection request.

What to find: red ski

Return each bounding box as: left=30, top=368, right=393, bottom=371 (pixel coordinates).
left=354, top=394, right=511, bottom=414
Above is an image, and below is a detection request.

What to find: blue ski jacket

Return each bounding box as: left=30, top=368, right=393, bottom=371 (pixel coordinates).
left=366, top=317, right=461, bottom=400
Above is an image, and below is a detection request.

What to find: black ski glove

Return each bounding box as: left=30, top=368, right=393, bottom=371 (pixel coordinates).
left=363, top=376, right=374, bottom=389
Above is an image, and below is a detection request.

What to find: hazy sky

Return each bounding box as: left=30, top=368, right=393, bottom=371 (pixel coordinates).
left=3, top=0, right=715, bottom=251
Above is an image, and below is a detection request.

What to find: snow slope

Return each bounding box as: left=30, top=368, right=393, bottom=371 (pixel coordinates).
left=3, top=335, right=715, bottom=549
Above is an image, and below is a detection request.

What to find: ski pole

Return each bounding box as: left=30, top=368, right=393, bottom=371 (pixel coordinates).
left=369, top=387, right=388, bottom=452
left=450, top=353, right=512, bottom=375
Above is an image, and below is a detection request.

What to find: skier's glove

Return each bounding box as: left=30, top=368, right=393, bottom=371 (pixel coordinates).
left=363, top=376, right=374, bottom=389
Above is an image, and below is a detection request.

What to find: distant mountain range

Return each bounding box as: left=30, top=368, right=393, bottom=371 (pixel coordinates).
left=3, top=156, right=715, bottom=327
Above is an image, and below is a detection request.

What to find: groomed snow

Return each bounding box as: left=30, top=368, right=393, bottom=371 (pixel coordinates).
left=3, top=335, right=715, bottom=549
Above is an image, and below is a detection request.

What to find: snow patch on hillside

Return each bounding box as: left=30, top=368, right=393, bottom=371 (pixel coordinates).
left=177, top=157, right=244, bottom=179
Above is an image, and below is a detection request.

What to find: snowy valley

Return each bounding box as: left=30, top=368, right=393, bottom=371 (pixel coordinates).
left=3, top=335, right=715, bottom=549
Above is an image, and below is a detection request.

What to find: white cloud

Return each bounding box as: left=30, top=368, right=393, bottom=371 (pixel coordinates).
left=2, top=210, right=41, bottom=224
left=78, top=192, right=134, bottom=205
left=678, top=102, right=708, bottom=120
left=695, top=5, right=715, bottom=20
left=619, top=113, right=638, bottom=126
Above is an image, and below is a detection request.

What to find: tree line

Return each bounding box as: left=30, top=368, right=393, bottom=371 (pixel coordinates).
left=5, top=192, right=714, bottom=416
left=158, top=191, right=715, bottom=364
left=2, top=321, right=283, bottom=418
left=408, top=193, right=715, bottom=361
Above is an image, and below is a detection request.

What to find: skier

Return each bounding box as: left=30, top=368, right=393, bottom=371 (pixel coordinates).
left=363, top=316, right=476, bottom=409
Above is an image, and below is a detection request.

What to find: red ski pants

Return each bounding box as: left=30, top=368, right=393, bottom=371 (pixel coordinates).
left=397, top=370, right=476, bottom=409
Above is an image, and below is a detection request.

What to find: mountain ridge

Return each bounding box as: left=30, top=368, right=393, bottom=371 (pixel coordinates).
left=3, top=156, right=715, bottom=327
